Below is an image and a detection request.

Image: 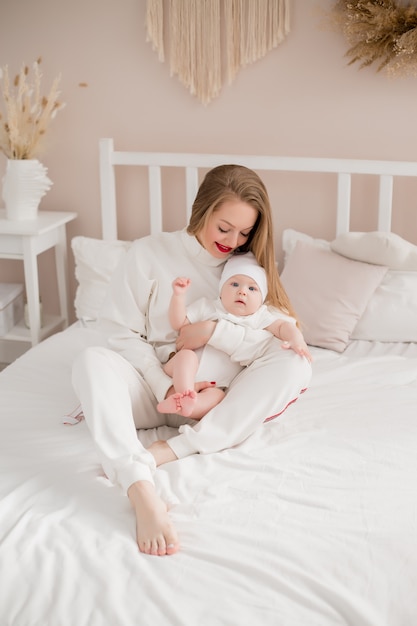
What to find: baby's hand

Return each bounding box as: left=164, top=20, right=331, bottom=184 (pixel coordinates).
left=172, top=276, right=191, bottom=294
left=281, top=337, right=313, bottom=363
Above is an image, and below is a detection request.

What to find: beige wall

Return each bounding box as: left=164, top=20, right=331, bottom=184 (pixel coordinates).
left=1, top=0, right=417, bottom=320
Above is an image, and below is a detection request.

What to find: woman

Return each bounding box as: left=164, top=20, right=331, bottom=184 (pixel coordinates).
left=72, top=164, right=312, bottom=557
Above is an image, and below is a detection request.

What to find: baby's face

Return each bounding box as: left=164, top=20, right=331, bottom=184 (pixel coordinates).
left=220, top=274, right=263, bottom=316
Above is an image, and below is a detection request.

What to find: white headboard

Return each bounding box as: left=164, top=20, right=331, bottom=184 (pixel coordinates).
left=99, top=137, right=417, bottom=241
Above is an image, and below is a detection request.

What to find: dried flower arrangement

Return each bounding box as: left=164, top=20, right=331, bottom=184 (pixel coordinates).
left=0, top=58, right=65, bottom=160
left=328, top=0, right=417, bottom=76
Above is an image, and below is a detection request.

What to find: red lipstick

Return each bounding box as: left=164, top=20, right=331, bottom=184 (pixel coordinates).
left=216, top=242, right=232, bottom=253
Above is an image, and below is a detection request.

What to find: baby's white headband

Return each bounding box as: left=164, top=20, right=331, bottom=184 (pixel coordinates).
left=219, top=252, right=268, bottom=302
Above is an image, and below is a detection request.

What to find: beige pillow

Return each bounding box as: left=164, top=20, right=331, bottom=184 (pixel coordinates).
left=280, top=241, right=388, bottom=352
left=331, top=231, right=417, bottom=270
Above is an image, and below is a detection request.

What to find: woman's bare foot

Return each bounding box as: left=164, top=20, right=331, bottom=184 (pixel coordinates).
left=147, top=440, right=178, bottom=467
left=127, top=480, right=179, bottom=556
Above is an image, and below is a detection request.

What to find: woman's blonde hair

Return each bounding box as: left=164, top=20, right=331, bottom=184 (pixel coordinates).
left=187, top=164, right=298, bottom=320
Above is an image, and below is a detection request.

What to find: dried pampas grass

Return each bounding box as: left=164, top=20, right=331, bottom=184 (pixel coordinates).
left=0, top=58, right=65, bottom=160
left=329, top=0, right=417, bottom=76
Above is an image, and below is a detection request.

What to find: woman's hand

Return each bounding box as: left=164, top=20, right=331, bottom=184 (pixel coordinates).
left=175, top=320, right=216, bottom=351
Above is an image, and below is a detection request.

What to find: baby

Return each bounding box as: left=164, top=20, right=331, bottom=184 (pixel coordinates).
left=157, top=252, right=311, bottom=419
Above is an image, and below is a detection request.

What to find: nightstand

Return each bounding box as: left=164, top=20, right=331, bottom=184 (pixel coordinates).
left=0, top=209, right=77, bottom=361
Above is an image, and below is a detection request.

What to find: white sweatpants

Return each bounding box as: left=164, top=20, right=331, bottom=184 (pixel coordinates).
left=72, top=343, right=312, bottom=492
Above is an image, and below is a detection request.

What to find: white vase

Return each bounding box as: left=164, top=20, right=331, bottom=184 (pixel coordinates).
left=2, top=159, right=53, bottom=220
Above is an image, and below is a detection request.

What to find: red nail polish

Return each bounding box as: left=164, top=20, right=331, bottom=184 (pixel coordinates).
left=211, top=381, right=216, bottom=385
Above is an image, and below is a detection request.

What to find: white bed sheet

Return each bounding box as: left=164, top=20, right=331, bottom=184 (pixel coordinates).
left=1, top=324, right=417, bottom=626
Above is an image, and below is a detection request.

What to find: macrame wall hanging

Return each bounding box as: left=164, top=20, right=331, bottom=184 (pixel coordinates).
left=145, top=0, right=290, bottom=105
left=328, top=0, right=417, bottom=77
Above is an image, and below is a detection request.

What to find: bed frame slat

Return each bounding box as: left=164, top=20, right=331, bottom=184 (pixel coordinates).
left=378, top=175, right=393, bottom=232
left=148, top=166, right=163, bottom=235
left=336, top=173, right=351, bottom=235
left=99, top=138, right=118, bottom=241
left=185, top=167, right=199, bottom=221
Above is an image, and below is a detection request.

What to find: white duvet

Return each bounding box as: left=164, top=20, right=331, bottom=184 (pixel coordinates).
left=1, top=324, right=417, bottom=626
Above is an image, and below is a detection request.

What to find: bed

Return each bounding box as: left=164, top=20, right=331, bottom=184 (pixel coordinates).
left=1, top=139, right=417, bottom=626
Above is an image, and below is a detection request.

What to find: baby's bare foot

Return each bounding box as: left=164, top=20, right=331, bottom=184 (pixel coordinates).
left=179, top=389, right=197, bottom=416
left=157, top=390, right=197, bottom=417
left=127, top=480, right=179, bottom=556
left=157, top=392, right=183, bottom=414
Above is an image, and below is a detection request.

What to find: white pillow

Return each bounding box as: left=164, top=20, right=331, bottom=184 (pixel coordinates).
left=72, top=236, right=130, bottom=320
left=280, top=241, right=388, bottom=352
left=331, top=231, right=417, bottom=270
left=351, top=271, right=417, bottom=342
